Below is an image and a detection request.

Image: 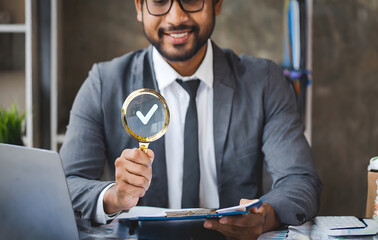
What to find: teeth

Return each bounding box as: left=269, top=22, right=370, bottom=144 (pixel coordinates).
left=169, top=32, right=188, bottom=38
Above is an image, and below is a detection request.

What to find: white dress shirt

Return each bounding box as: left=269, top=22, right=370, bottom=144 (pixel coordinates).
left=153, top=39, right=219, bottom=209
left=95, top=39, right=219, bottom=223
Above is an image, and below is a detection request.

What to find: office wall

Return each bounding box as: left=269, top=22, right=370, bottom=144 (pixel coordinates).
left=57, top=0, right=378, bottom=217
left=312, top=0, right=378, bottom=217
left=58, top=0, right=148, bottom=133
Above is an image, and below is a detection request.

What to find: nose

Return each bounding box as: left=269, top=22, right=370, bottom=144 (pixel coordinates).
left=165, top=0, right=189, bottom=25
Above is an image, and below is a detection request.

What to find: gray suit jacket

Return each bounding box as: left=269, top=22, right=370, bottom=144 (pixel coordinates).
left=60, top=42, right=322, bottom=225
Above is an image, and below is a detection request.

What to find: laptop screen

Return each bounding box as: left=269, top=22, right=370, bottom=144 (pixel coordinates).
left=0, top=144, right=79, bottom=240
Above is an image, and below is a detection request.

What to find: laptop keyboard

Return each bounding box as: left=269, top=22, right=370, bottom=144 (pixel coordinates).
left=315, top=216, right=366, bottom=230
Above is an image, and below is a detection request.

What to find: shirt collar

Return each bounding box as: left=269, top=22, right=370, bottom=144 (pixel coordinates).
left=152, top=39, right=213, bottom=91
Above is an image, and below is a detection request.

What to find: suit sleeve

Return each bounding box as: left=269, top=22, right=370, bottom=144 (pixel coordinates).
left=261, top=61, right=322, bottom=225
left=59, top=63, right=114, bottom=221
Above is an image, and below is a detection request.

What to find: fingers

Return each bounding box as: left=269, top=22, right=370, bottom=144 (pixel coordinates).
left=117, top=148, right=153, bottom=184
left=203, top=203, right=278, bottom=240
left=121, top=148, right=153, bottom=167
left=204, top=204, right=267, bottom=240
left=116, top=165, right=151, bottom=191
left=111, top=148, right=155, bottom=210
left=104, top=148, right=157, bottom=214
left=114, top=176, right=148, bottom=198
left=204, top=218, right=262, bottom=240
left=204, top=219, right=240, bottom=239
left=204, top=215, right=256, bottom=230
left=249, top=205, right=263, bottom=214
left=221, top=213, right=263, bottom=227
left=145, top=149, right=154, bottom=162
left=239, top=198, right=257, bottom=205
left=117, top=157, right=152, bottom=183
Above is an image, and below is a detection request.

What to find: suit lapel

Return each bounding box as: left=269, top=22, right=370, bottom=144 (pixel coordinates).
left=133, top=46, right=169, bottom=207
left=212, top=43, right=236, bottom=188
left=129, top=45, right=159, bottom=90
left=143, top=46, right=160, bottom=90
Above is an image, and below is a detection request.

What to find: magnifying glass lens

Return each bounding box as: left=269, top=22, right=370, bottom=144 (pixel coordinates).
left=121, top=88, right=170, bottom=153
left=126, top=94, right=166, bottom=138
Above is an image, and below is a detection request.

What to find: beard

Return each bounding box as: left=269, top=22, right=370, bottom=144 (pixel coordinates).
left=142, top=15, right=215, bottom=62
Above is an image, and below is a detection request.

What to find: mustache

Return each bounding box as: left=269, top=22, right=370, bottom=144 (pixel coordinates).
left=158, top=24, right=199, bottom=36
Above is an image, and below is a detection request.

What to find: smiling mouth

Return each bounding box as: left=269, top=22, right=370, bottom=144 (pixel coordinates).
left=168, top=32, right=189, bottom=38
left=162, top=29, right=193, bottom=45
left=159, top=24, right=195, bottom=39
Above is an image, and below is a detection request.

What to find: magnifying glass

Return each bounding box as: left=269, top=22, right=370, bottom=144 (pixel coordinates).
left=121, top=88, right=170, bottom=153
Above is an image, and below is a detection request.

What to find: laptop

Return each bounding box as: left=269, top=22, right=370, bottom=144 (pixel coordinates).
left=0, top=143, right=80, bottom=240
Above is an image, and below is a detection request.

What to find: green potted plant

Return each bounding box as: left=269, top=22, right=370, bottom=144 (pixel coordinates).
left=0, top=104, right=25, bottom=145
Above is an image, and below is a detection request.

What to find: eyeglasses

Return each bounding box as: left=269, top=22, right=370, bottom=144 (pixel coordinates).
left=146, top=0, right=204, bottom=16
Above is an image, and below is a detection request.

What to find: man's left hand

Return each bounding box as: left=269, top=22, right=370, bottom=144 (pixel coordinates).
left=203, top=199, right=281, bottom=240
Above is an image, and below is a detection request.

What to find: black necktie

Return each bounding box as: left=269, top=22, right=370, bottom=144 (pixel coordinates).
left=177, top=79, right=200, bottom=208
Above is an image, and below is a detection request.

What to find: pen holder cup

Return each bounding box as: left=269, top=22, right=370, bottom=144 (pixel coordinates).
left=366, top=170, right=378, bottom=218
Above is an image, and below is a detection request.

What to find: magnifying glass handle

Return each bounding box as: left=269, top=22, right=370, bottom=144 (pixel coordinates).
left=139, top=142, right=149, bottom=153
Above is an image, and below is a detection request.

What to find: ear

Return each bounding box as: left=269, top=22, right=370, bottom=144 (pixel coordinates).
left=214, top=0, right=223, bottom=16
left=135, top=0, right=143, bottom=22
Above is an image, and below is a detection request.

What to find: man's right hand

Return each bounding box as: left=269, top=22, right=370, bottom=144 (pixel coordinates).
left=103, top=148, right=154, bottom=214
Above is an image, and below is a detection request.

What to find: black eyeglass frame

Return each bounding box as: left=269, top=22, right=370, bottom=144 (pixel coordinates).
left=145, top=0, right=205, bottom=16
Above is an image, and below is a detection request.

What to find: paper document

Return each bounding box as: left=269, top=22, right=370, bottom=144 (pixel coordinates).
left=285, top=219, right=378, bottom=239
left=117, top=199, right=261, bottom=221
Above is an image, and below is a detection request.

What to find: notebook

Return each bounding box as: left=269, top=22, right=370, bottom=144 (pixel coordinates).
left=0, top=143, right=79, bottom=240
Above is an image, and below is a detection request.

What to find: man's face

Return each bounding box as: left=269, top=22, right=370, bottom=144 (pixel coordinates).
left=135, top=0, right=222, bottom=62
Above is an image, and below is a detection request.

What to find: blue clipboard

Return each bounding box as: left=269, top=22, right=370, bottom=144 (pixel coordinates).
left=118, top=200, right=262, bottom=222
